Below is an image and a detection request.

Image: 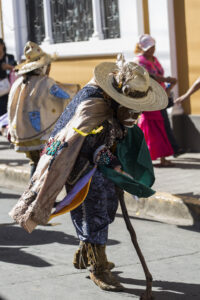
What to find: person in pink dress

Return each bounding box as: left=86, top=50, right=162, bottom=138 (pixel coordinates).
left=134, top=34, right=177, bottom=166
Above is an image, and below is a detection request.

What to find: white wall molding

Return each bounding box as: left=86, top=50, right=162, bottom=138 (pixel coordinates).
left=90, top=0, right=103, bottom=40
left=1, top=0, right=27, bottom=61
left=135, top=0, right=145, bottom=36
left=42, top=0, right=53, bottom=44
left=167, top=0, right=178, bottom=98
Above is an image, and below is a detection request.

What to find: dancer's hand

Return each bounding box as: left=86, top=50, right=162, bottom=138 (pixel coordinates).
left=114, top=165, right=133, bottom=179
left=114, top=165, right=123, bottom=173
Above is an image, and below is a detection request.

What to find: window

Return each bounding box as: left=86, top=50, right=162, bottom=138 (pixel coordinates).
left=50, top=0, right=94, bottom=43
left=101, top=0, right=120, bottom=39
left=25, top=0, right=120, bottom=45
left=25, top=0, right=45, bottom=44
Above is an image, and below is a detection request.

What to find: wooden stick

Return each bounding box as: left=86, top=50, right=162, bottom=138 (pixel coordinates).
left=119, top=192, right=153, bottom=300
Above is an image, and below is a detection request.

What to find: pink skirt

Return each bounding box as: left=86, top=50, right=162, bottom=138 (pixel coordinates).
left=138, top=111, right=174, bottom=160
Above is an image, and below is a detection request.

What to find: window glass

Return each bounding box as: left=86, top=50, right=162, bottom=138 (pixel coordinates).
left=25, top=0, right=121, bottom=45
left=50, top=0, right=94, bottom=43
left=100, top=0, right=120, bottom=39
left=25, top=0, right=45, bottom=44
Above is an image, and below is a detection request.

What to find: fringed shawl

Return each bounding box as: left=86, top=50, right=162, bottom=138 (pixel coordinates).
left=9, top=85, right=112, bottom=233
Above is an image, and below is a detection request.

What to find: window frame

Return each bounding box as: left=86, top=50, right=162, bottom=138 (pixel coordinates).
left=24, top=0, right=127, bottom=58
left=10, top=0, right=141, bottom=61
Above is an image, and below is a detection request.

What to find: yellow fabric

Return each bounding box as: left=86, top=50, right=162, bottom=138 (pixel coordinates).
left=73, top=125, right=103, bottom=137
left=48, top=177, right=92, bottom=221
left=13, top=138, right=46, bottom=148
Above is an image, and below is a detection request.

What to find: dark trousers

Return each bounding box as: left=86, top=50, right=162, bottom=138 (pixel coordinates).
left=161, top=109, right=179, bottom=153
left=0, top=94, right=8, bottom=117
left=70, top=170, right=119, bottom=245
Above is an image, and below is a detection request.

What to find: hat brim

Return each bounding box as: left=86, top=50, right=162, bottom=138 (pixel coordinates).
left=15, top=54, right=52, bottom=75
left=94, top=62, right=168, bottom=111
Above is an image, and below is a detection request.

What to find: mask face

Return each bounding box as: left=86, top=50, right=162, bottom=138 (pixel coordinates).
left=117, top=106, right=140, bottom=128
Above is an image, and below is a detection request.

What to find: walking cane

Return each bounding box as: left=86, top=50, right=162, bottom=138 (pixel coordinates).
left=119, top=192, right=153, bottom=300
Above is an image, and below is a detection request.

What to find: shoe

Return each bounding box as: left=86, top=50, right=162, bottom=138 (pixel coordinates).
left=86, top=243, right=123, bottom=292
left=90, top=269, right=124, bottom=292
left=73, top=242, right=115, bottom=270
left=173, top=148, right=185, bottom=158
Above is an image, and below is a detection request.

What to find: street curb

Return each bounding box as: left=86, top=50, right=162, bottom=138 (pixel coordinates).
left=0, top=164, right=30, bottom=188
left=125, top=192, right=199, bottom=225
left=0, top=165, right=199, bottom=225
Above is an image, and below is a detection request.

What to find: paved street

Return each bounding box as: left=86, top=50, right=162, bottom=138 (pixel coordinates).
left=0, top=135, right=200, bottom=198
left=0, top=186, right=200, bottom=300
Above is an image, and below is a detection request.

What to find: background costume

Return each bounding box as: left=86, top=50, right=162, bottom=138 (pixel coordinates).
left=8, top=41, right=79, bottom=175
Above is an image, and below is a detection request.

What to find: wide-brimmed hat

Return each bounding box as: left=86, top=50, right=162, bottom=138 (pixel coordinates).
left=15, top=41, right=52, bottom=75
left=94, top=54, right=168, bottom=112
left=138, top=34, right=155, bottom=52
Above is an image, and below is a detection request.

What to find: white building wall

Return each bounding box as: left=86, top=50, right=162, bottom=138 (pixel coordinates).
left=1, top=0, right=27, bottom=62
left=148, top=0, right=171, bottom=76
left=1, top=0, right=173, bottom=74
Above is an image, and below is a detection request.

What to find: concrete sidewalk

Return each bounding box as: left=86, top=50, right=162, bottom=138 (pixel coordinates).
left=0, top=135, right=200, bottom=226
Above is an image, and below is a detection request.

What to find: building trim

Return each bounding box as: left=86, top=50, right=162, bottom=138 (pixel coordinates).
left=142, top=0, right=150, bottom=34
left=0, top=0, right=3, bottom=39
left=167, top=0, right=178, bottom=99
left=173, top=0, right=190, bottom=114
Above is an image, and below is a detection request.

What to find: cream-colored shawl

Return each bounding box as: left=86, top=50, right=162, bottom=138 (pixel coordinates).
left=8, top=76, right=80, bottom=151
left=9, top=97, right=112, bottom=233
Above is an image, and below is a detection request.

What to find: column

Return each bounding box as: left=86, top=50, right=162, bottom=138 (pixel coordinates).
left=136, top=0, right=150, bottom=36
left=170, top=0, right=190, bottom=114
left=90, top=0, right=104, bottom=40
left=42, top=0, right=53, bottom=44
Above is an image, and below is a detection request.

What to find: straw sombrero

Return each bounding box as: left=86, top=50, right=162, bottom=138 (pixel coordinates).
left=94, top=54, right=168, bottom=112
left=15, top=41, right=52, bottom=75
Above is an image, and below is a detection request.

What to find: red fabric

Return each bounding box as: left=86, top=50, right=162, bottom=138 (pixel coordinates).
left=136, top=54, right=174, bottom=159
left=138, top=115, right=174, bottom=160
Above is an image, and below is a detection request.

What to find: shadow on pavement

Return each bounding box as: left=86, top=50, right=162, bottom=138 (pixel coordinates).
left=0, top=140, right=10, bottom=145
left=0, top=224, right=120, bottom=247
left=0, top=224, right=119, bottom=267
left=0, top=159, right=28, bottom=166
left=116, top=212, right=162, bottom=224
left=0, top=224, right=80, bottom=247
left=178, top=224, right=200, bottom=233
left=176, top=192, right=200, bottom=199
left=0, top=192, right=21, bottom=199
left=175, top=157, right=200, bottom=163
left=114, top=272, right=200, bottom=299
left=170, top=157, right=200, bottom=170
left=0, top=140, right=11, bottom=151
left=0, top=246, right=51, bottom=267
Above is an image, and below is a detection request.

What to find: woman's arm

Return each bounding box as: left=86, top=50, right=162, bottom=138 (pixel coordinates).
left=152, top=75, right=177, bottom=84
left=1, top=62, right=14, bottom=71
left=174, top=77, right=200, bottom=104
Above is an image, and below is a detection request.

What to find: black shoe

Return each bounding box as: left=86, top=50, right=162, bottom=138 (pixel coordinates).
left=173, top=148, right=185, bottom=158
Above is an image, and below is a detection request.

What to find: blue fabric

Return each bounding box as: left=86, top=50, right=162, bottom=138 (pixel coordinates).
left=28, top=111, right=41, bottom=132
left=70, top=170, right=118, bottom=245
left=50, top=84, right=70, bottom=99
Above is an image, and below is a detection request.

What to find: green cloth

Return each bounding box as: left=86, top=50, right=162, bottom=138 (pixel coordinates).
left=99, top=125, right=155, bottom=198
